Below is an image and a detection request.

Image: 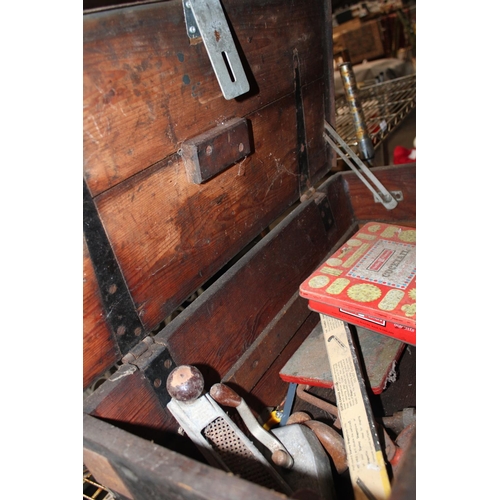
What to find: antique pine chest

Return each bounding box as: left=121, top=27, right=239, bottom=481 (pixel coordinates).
left=83, top=1, right=416, bottom=498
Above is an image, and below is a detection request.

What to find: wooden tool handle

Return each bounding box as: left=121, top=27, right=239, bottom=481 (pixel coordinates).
left=210, top=383, right=242, bottom=408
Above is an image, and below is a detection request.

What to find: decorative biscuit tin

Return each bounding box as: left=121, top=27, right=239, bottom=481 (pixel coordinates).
left=299, top=222, right=416, bottom=345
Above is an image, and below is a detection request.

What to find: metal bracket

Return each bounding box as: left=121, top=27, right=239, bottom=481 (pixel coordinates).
left=374, top=190, right=403, bottom=204
left=324, top=120, right=398, bottom=210
left=183, top=0, right=250, bottom=100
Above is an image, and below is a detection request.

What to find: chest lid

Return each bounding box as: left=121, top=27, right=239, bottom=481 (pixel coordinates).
left=83, top=0, right=335, bottom=390
left=299, top=222, right=416, bottom=344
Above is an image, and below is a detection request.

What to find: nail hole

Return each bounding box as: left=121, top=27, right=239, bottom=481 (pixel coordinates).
left=206, top=145, right=213, bottom=155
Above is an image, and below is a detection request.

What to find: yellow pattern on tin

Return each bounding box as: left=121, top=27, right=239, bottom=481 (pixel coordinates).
left=378, top=289, right=405, bottom=311
left=357, top=233, right=376, bottom=240
left=347, top=284, right=382, bottom=302
left=381, top=226, right=400, bottom=238
left=408, top=288, right=416, bottom=300
left=320, top=266, right=343, bottom=276
left=367, top=224, right=381, bottom=232
left=308, top=275, right=330, bottom=288
left=326, top=278, right=350, bottom=295
left=402, top=303, right=416, bottom=317
left=342, top=243, right=370, bottom=268
left=346, top=238, right=362, bottom=247
left=399, top=230, right=416, bottom=243
left=326, top=258, right=343, bottom=266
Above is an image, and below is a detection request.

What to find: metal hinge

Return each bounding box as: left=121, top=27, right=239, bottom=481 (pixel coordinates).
left=121, top=336, right=155, bottom=365
left=182, top=0, right=250, bottom=100
left=121, top=336, right=177, bottom=407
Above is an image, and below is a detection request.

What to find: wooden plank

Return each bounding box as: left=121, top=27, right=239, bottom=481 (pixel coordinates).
left=83, top=236, right=120, bottom=389
left=156, top=199, right=330, bottom=388
left=279, top=322, right=405, bottom=395
left=251, top=311, right=320, bottom=411
left=83, top=364, right=174, bottom=439
left=342, top=164, right=416, bottom=224
left=83, top=413, right=289, bottom=500
left=83, top=0, right=329, bottom=196
left=94, top=94, right=306, bottom=332
left=222, top=290, right=311, bottom=392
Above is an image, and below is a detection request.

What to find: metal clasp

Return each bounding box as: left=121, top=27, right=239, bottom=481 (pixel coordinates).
left=183, top=0, right=250, bottom=100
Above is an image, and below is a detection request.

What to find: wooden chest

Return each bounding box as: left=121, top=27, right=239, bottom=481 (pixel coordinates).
left=83, top=1, right=416, bottom=498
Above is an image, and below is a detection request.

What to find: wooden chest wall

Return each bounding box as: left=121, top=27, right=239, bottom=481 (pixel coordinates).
left=83, top=0, right=335, bottom=391
left=83, top=1, right=416, bottom=498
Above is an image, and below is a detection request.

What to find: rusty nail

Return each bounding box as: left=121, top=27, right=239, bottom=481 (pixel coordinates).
left=206, top=145, right=213, bottom=155
left=108, top=284, right=117, bottom=294
left=134, top=327, right=142, bottom=336
left=154, top=378, right=162, bottom=388
left=164, top=359, right=172, bottom=369
left=238, top=143, right=244, bottom=152
left=117, top=325, right=126, bottom=336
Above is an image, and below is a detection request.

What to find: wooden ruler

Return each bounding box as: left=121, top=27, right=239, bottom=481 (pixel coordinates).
left=320, top=314, right=391, bottom=500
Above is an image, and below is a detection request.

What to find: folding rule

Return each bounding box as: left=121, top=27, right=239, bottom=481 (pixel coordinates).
left=320, top=314, right=391, bottom=500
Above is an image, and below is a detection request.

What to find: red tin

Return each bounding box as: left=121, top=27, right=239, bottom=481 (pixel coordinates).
left=299, top=222, right=416, bottom=345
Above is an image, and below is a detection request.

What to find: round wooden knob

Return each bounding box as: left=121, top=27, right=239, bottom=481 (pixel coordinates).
left=167, top=365, right=204, bottom=403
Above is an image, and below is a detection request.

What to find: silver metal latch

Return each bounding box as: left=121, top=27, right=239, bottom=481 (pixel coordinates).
left=324, top=120, right=399, bottom=210
left=183, top=0, right=250, bottom=100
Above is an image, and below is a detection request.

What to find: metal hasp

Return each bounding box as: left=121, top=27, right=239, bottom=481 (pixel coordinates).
left=183, top=0, right=250, bottom=100
left=339, top=62, right=375, bottom=161
left=324, top=120, right=399, bottom=210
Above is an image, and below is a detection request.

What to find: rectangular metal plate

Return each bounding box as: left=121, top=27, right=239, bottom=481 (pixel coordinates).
left=188, top=0, right=250, bottom=99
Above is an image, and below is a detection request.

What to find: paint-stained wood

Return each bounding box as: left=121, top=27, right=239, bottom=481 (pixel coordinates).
left=83, top=236, right=120, bottom=389
left=83, top=0, right=329, bottom=196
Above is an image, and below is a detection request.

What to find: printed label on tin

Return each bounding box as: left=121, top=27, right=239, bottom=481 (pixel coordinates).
left=347, top=239, right=415, bottom=290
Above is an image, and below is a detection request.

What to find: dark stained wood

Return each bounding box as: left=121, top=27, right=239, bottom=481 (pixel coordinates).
left=83, top=0, right=329, bottom=196
left=341, top=164, right=416, bottom=224
left=251, top=311, right=321, bottom=411
left=83, top=364, right=174, bottom=438
left=222, top=291, right=311, bottom=393
left=94, top=94, right=308, bottom=332
left=302, top=78, right=328, bottom=183
left=83, top=236, right=120, bottom=389
left=181, top=117, right=252, bottom=184
left=157, top=199, right=330, bottom=387
left=84, top=413, right=289, bottom=500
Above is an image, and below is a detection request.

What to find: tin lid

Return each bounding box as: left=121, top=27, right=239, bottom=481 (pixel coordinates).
left=299, top=222, right=416, bottom=329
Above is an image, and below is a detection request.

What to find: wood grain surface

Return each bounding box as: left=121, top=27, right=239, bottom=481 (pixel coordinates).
left=157, top=199, right=330, bottom=387
left=83, top=0, right=328, bottom=196
left=83, top=236, right=120, bottom=389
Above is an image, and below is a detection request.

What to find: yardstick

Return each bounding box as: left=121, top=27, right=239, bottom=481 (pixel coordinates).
left=320, top=314, right=391, bottom=500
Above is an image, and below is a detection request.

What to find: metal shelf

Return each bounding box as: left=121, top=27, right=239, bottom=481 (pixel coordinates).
left=335, top=74, right=416, bottom=153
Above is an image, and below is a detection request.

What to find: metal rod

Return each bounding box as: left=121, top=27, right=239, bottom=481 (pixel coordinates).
left=324, top=121, right=398, bottom=210
left=339, top=62, right=375, bottom=161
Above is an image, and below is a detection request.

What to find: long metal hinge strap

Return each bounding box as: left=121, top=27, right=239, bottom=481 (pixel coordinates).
left=83, top=179, right=146, bottom=354
left=324, top=120, right=398, bottom=210
left=183, top=0, right=250, bottom=100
